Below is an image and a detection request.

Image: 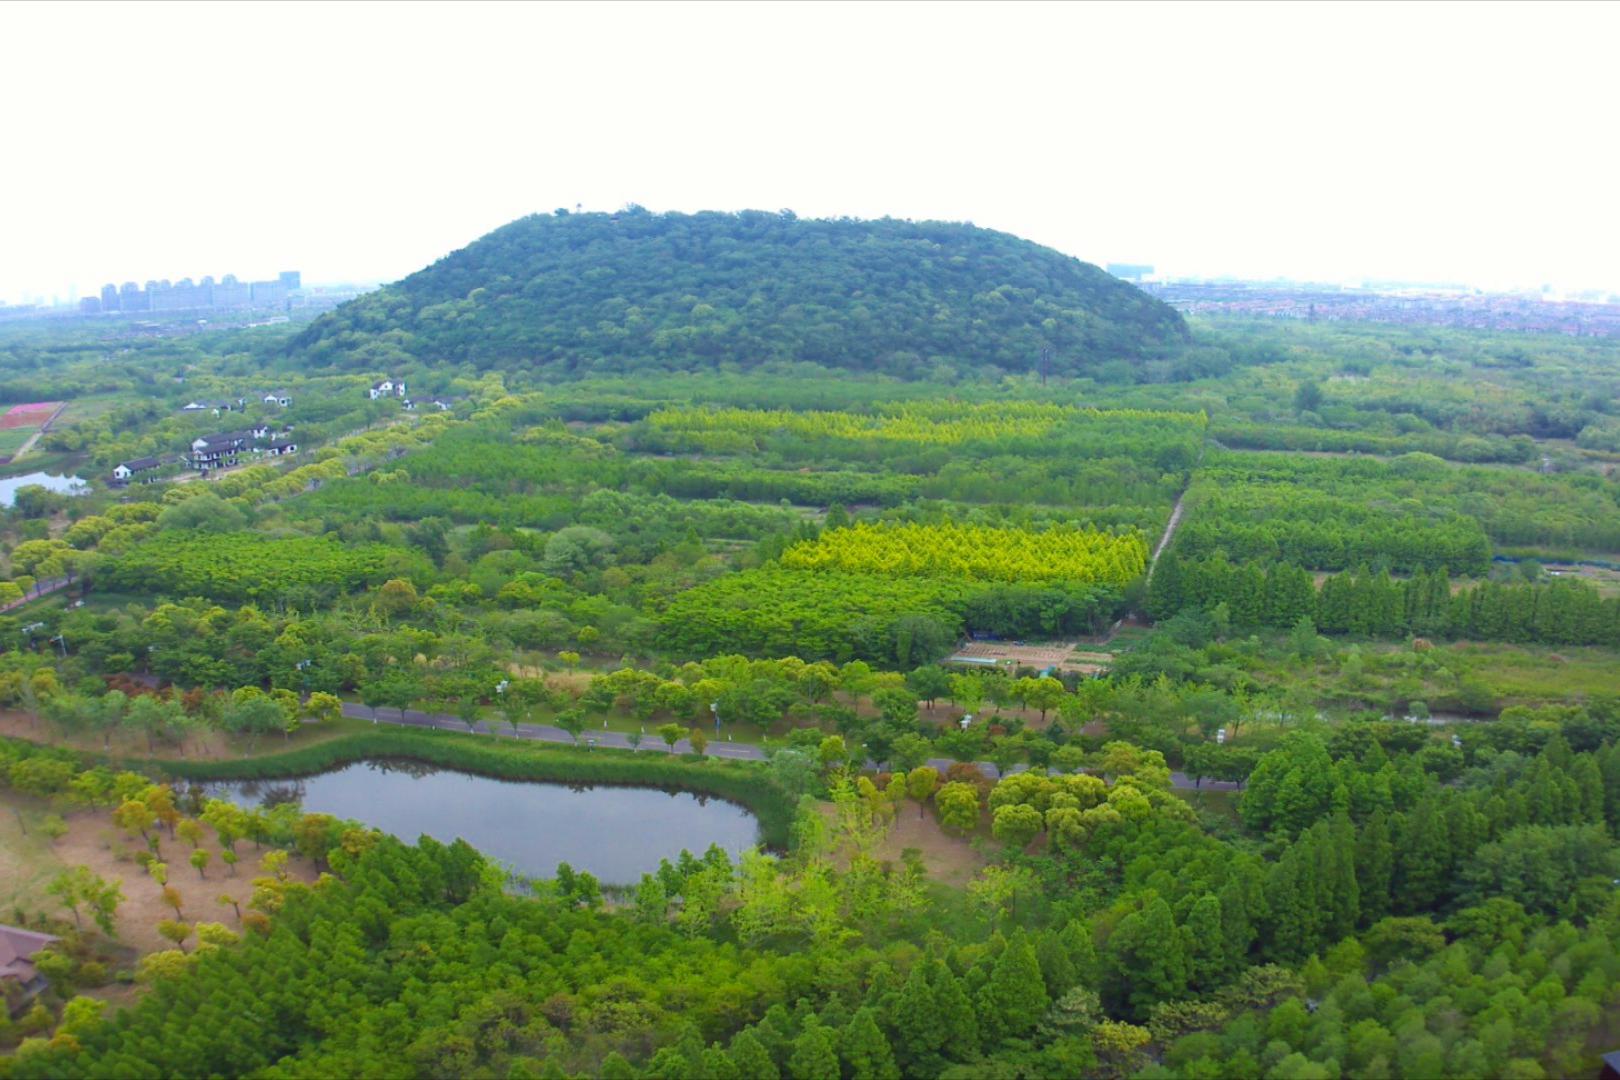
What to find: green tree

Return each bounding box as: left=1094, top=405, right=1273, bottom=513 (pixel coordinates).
left=978, top=932, right=1049, bottom=1044
left=904, top=766, right=939, bottom=819
left=657, top=722, right=685, bottom=753
left=729, top=1030, right=779, bottom=1080
left=47, top=866, right=113, bottom=932
left=891, top=961, right=947, bottom=1072
left=1103, top=895, right=1187, bottom=1020
left=1023, top=676, right=1066, bottom=721
left=156, top=919, right=191, bottom=952
left=991, top=802, right=1044, bottom=851
left=305, top=691, right=343, bottom=727
left=555, top=708, right=588, bottom=745
left=904, top=666, right=952, bottom=709
left=1181, top=893, right=1227, bottom=991
left=935, top=781, right=982, bottom=836
left=840, top=1006, right=899, bottom=1080
left=787, top=1016, right=839, bottom=1080
left=888, top=733, right=931, bottom=773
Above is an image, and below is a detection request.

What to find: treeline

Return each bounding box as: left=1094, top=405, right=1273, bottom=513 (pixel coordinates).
left=658, top=568, right=1123, bottom=665
left=992, top=725, right=1620, bottom=1061
left=1212, top=419, right=1539, bottom=464
left=1186, top=450, right=1620, bottom=565
left=1151, top=553, right=1620, bottom=646
left=97, top=531, right=423, bottom=605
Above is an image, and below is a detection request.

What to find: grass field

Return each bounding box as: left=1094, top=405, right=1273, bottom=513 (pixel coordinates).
left=0, top=427, right=34, bottom=455
left=0, top=789, right=63, bottom=922
left=1236, top=637, right=1620, bottom=712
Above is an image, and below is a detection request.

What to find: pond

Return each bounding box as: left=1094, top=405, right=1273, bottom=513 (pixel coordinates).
left=201, top=759, right=761, bottom=883
left=0, top=472, right=87, bottom=507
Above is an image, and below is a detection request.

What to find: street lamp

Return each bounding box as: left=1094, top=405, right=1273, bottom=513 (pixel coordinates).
left=710, top=701, right=720, bottom=735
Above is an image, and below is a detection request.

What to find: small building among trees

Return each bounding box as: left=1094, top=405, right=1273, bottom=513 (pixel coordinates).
left=0, top=925, right=59, bottom=1016
left=111, top=456, right=165, bottom=485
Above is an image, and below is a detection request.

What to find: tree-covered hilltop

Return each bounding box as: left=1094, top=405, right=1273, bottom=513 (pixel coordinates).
left=287, top=208, right=1188, bottom=378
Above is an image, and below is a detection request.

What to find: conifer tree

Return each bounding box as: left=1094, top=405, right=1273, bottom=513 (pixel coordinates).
left=787, top=1017, right=839, bottom=1080
left=1356, top=809, right=1395, bottom=925
left=840, top=1007, right=900, bottom=1080
left=977, top=932, right=1048, bottom=1043
left=1181, top=893, right=1227, bottom=991
left=890, top=962, right=946, bottom=1072
left=1103, top=896, right=1187, bottom=1021
left=729, top=1030, right=779, bottom=1080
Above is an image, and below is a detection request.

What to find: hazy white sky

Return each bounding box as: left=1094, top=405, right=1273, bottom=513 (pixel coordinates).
left=3, top=1, right=1617, bottom=304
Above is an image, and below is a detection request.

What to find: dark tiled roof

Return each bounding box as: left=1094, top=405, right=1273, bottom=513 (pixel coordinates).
left=0, top=925, right=57, bottom=983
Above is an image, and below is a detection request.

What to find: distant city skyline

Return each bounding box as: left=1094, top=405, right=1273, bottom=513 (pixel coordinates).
left=5, top=2, right=1619, bottom=305
left=7, top=250, right=1614, bottom=314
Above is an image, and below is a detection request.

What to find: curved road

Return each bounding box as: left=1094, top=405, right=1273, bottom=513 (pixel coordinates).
left=337, top=703, right=1240, bottom=791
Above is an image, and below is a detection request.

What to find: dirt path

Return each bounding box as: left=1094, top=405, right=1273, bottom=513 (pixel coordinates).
left=1150, top=489, right=1188, bottom=573
left=11, top=427, right=45, bottom=460
left=9, top=402, right=68, bottom=462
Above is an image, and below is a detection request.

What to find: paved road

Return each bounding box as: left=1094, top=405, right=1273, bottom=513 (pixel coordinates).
left=337, top=703, right=1240, bottom=791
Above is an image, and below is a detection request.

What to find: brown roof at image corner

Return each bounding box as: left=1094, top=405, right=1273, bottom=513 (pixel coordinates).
left=0, top=924, right=57, bottom=983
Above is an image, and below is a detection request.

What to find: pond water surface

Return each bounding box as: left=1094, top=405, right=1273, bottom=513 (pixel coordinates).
left=0, top=472, right=87, bottom=507
left=202, top=759, right=761, bottom=883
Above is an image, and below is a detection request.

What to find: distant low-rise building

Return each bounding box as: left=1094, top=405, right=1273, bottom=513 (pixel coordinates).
left=1, top=925, right=59, bottom=1016
left=265, top=437, right=298, bottom=457
left=111, top=456, right=164, bottom=485
left=189, top=432, right=253, bottom=470
left=183, top=399, right=232, bottom=414
left=369, top=378, right=407, bottom=399
left=262, top=390, right=291, bottom=408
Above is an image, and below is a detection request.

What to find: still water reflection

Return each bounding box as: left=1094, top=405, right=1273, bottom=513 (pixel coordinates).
left=203, top=759, right=760, bottom=883
left=0, top=472, right=87, bottom=507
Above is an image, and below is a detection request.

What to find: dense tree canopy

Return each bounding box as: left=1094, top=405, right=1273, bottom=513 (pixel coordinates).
left=288, top=209, right=1188, bottom=378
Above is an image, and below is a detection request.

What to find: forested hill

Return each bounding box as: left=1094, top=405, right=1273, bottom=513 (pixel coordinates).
left=287, top=209, right=1188, bottom=378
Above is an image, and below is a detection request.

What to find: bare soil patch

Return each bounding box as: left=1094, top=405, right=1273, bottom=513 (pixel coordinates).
left=815, top=802, right=988, bottom=889
left=0, top=402, right=64, bottom=429
left=48, top=809, right=318, bottom=954
left=948, top=640, right=1110, bottom=677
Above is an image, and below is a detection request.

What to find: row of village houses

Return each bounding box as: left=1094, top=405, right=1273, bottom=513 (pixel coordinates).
left=117, top=378, right=461, bottom=485
left=181, top=378, right=455, bottom=416
left=369, top=378, right=459, bottom=412
left=111, top=426, right=299, bottom=484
